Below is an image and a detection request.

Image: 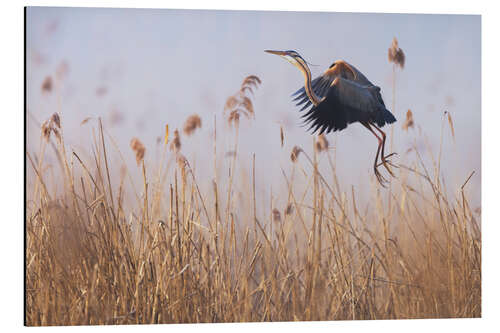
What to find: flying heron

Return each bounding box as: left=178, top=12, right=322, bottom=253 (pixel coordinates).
left=265, top=49, right=397, bottom=185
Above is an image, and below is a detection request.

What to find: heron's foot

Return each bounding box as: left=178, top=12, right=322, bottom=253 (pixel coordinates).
left=374, top=165, right=389, bottom=187
left=377, top=152, right=399, bottom=176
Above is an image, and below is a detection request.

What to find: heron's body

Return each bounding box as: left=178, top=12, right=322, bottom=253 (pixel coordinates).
left=291, top=59, right=396, bottom=134
left=265, top=50, right=397, bottom=185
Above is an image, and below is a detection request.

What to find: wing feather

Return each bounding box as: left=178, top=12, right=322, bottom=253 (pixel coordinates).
left=300, top=78, right=386, bottom=134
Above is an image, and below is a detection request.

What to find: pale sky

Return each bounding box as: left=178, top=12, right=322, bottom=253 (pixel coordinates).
left=26, top=7, right=481, bottom=205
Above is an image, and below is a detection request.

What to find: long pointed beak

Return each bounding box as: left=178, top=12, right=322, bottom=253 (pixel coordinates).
left=265, top=50, right=287, bottom=56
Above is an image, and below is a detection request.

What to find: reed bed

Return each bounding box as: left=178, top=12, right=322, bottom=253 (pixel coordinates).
left=25, top=77, right=480, bottom=326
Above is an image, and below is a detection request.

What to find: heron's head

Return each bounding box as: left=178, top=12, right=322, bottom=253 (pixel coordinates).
left=265, top=50, right=310, bottom=71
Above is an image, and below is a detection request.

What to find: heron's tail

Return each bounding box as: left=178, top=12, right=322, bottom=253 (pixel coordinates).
left=375, top=108, right=396, bottom=127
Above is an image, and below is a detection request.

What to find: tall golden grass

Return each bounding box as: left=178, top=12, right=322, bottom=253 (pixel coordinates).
left=25, top=76, right=480, bottom=326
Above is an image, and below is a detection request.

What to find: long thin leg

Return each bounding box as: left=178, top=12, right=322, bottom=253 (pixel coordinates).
left=361, top=122, right=388, bottom=186
left=372, top=124, right=397, bottom=176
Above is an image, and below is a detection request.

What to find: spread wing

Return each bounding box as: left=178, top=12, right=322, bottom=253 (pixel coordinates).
left=292, top=75, right=335, bottom=111
left=301, top=77, right=386, bottom=134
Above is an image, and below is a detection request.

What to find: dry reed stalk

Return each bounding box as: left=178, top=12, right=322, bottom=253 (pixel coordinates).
left=25, top=84, right=480, bottom=326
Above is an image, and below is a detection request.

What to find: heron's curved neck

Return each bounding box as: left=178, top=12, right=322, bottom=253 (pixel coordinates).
left=296, top=61, right=320, bottom=106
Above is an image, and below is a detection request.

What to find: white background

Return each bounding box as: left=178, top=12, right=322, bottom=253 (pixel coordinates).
left=1, top=0, right=497, bottom=332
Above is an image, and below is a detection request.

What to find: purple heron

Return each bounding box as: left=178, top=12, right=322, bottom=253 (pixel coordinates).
left=265, top=49, right=397, bottom=185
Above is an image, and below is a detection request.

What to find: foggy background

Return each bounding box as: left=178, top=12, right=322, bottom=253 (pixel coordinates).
left=26, top=7, right=481, bottom=207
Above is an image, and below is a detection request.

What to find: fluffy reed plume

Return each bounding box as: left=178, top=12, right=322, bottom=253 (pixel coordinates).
left=41, top=113, right=62, bottom=141
left=272, top=208, right=281, bottom=223
left=41, top=76, right=52, bottom=93
left=169, top=129, right=181, bottom=152
left=240, top=75, right=262, bottom=95
left=41, top=120, right=51, bottom=140
left=285, top=203, right=294, bottom=215
left=225, top=75, right=261, bottom=126
left=130, top=137, right=145, bottom=165
left=183, top=114, right=202, bottom=136
left=227, top=111, right=240, bottom=127
left=315, top=134, right=329, bottom=152
left=290, top=146, right=302, bottom=163
left=402, top=109, right=414, bottom=131
left=388, top=37, right=405, bottom=69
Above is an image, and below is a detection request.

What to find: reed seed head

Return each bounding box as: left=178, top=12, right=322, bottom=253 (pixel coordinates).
left=388, top=37, right=405, bottom=69
left=272, top=208, right=281, bottom=223
left=228, top=110, right=240, bottom=127
left=130, top=137, right=146, bottom=165
left=169, top=129, right=181, bottom=152
left=402, top=109, right=414, bottom=131
left=290, top=146, right=302, bottom=163
left=225, top=75, right=261, bottom=127
left=183, top=114, right=202, bottom=136
left=51, top=113, right=61, bottom=129
left=41, top=120, right=51, bottom=140
left=315, top=134, right=329, bottom=152
left=41, top=76, right=53, bottom=93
